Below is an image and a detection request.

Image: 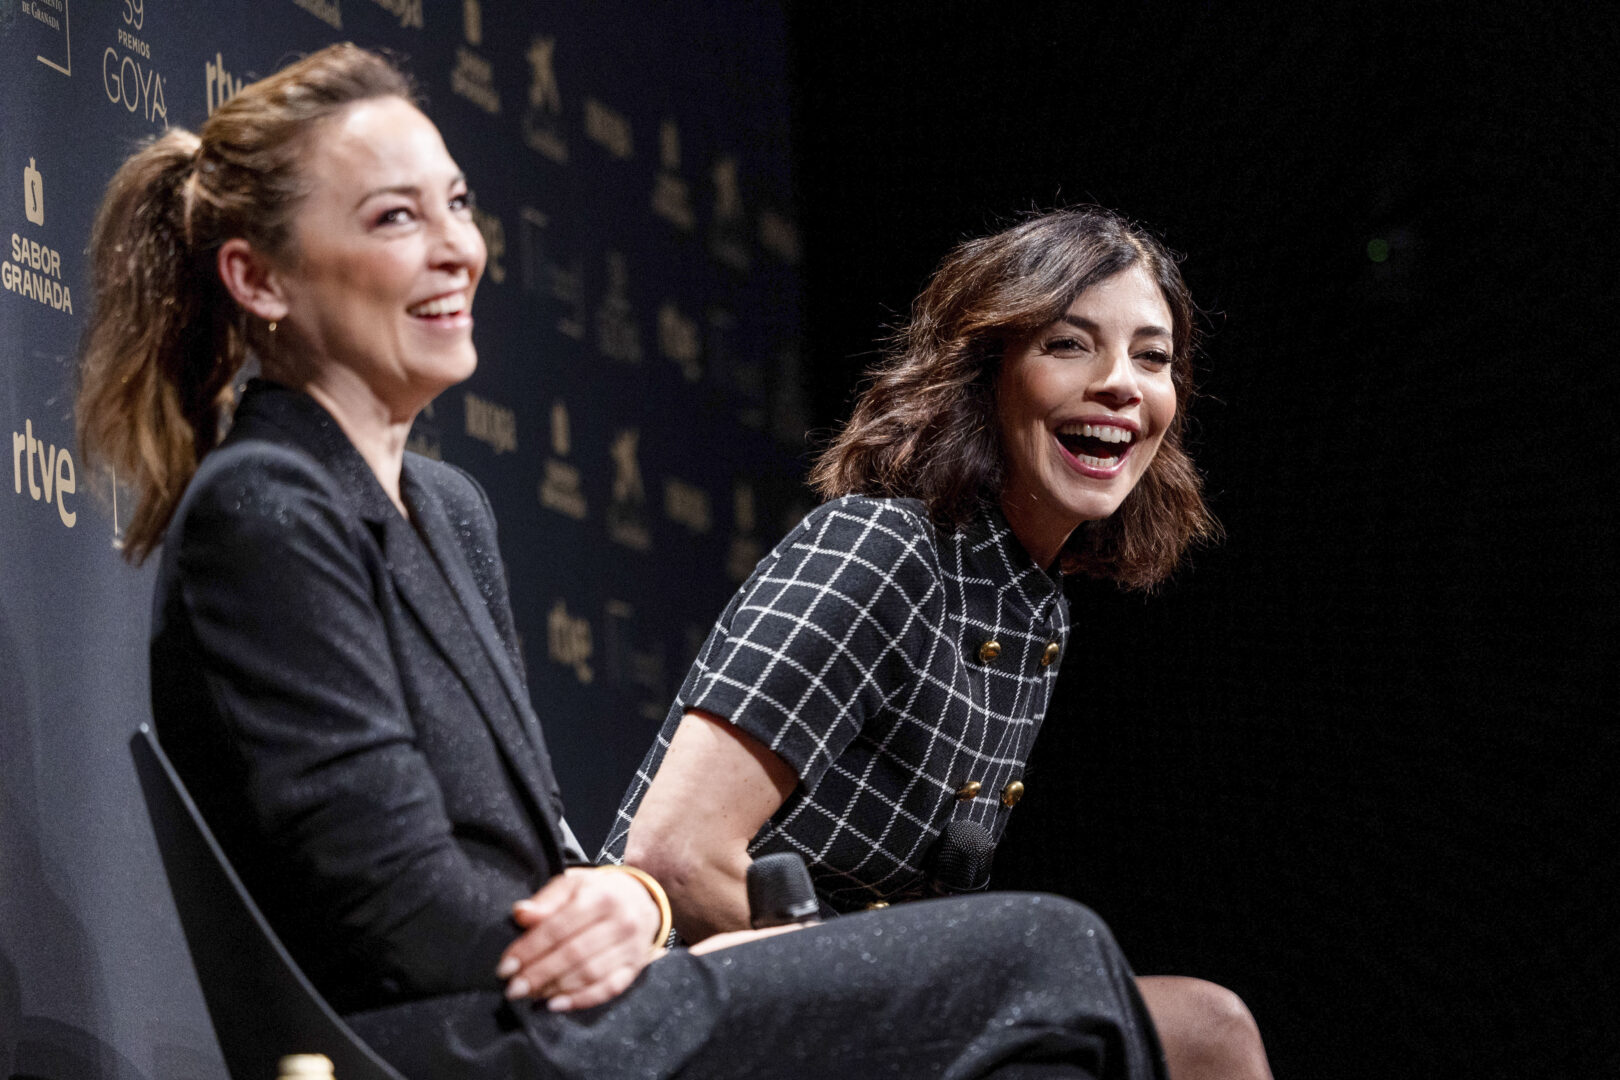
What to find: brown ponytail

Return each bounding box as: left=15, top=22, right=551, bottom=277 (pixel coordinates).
left=76, top=43, right=412, bottom=563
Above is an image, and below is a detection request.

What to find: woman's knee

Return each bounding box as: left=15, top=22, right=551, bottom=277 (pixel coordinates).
left=1017, top=893, right=1116, bottom=945
left=1137, top=976, right=1270, bottom=1079
left=934, top=893, right=1121, bottom=967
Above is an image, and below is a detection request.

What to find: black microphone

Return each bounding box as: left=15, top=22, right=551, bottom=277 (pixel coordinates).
left=927, top=819, right=996, bottom=895
left=746, top=852, right=822, bottom=929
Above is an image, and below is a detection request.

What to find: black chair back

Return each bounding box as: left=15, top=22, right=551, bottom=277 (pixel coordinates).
left=131, top=724, right=407, bottom=1080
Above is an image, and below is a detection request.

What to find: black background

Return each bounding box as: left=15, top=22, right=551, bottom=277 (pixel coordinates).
left=788, top=6, right=1616, bottom=1078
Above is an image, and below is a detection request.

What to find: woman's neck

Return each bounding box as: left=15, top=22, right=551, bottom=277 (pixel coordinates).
left=298, top=375, right=416, bottom=519
left=998, top=493, right=1074, bottom=574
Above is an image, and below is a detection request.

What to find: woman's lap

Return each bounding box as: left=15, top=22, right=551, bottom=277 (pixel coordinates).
left=349, top=893, right=1165, bottom=1080
left=677, top=893, right=1164, bottom=1080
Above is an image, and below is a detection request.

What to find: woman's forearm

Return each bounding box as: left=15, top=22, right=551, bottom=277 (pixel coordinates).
left=622, top=710, right=797, bottom=942
left=624, top=823, right=753, bottom=941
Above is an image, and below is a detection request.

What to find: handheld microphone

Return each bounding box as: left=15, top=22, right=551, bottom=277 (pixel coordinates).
left=746, top=852, right=822, bottom=929
left=927, top=819, right=996, bottom=895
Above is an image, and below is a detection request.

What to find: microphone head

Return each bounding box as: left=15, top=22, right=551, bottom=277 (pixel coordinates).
left=931, top=819, right=996, bottom=894
left=747, top=852, right=821, bottom=928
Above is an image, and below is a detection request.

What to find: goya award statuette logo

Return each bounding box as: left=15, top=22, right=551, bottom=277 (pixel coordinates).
left=451, top=0, right=500, bottom=114
left=523, top=36, right=568, bottom=163
left=538, top=399, right=587, bottom=521
left=651, top=120, right=694, bottom=231
left=606, top=428, right=650, bottom=551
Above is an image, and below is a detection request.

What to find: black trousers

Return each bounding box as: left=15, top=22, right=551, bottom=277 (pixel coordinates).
left=348, top=893, right=1167, bottom=1080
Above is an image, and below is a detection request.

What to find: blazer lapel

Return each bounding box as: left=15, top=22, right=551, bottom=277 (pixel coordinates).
left=380, top=501, right=562, bottom=834
left=228, top=382, right=562, bottom=843
left=404, top=470, right=553, bottom=739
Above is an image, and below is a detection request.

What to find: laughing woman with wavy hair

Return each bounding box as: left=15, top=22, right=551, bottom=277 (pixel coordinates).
left=611, top=208, right=1271, bottom=1080
left=811, top=207, right=1215, bottom=587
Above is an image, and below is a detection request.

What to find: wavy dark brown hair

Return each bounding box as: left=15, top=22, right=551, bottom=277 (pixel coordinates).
left=76, top=44, right=412, bottom=563
left=809, top=207, right=1220, bottom=590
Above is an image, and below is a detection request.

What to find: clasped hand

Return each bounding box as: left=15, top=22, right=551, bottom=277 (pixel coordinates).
left=495, top=866, right=809, bottom=1013
left=496, top=867, right=664, bottom=1013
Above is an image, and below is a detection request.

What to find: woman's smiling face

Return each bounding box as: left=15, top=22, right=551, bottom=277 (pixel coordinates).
left=271, top=95, right=486, bottom=418
left=995, top=263, right=1178, bottom=566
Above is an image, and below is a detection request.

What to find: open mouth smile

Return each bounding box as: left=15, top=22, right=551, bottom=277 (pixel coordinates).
left=406, top=292, right=469, bottom=320
left=1054, top=421, right=1138, bottom=474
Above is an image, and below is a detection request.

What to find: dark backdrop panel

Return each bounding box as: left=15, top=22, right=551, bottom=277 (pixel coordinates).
left=788, top=5, right=1617, bottom=1080
left=1, top=2, right=803, bottom=1075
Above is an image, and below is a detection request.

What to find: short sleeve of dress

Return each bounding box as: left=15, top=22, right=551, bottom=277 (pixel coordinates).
left=681, top=497, right=941, bottom=792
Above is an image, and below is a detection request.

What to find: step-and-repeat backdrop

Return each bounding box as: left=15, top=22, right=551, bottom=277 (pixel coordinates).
left=0, top=2, right=807, bottom=1074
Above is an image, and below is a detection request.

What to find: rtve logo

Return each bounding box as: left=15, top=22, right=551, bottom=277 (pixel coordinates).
left=11, top=419, right=78, bottom=529
left=206, top=52, right=243, bottom=116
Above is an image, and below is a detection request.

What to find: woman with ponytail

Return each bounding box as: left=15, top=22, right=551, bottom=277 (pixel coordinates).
left=80, top=44, right=1170, bottom=1080
left=78, top=47, right=395, bottom=562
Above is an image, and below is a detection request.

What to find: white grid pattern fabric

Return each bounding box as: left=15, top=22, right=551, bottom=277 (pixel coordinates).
left=602, top=496, right=1069, bottom=911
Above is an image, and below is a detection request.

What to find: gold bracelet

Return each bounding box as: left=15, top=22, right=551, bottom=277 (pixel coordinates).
left=594, top=864, right=673, bottom=950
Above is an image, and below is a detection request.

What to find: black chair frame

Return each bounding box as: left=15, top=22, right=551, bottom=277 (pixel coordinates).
left=131, top=724, right=407, bottom=1080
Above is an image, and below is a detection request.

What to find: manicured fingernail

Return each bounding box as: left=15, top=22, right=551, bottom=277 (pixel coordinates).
left=505, top=977, right=529, bottom=1000
left=496, top=957, right=519, bottom=978
left=547, top=995, right=571, bottom=1012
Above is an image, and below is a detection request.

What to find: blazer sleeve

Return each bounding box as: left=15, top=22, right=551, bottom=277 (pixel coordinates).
left=162, top=445, right=520, bottom=996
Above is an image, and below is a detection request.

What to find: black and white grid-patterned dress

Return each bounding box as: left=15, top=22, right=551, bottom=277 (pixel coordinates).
left=602, top=495, right=1070, bottom=912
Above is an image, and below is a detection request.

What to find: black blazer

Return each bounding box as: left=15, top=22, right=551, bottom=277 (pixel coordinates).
left=150, top=380, right=568, bottom=1013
